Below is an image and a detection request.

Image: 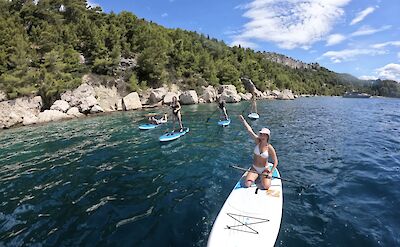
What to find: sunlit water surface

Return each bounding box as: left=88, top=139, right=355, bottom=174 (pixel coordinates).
left=1, top=97, right=399, bottom=246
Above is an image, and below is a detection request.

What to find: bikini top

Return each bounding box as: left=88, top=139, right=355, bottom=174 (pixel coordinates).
left=254, top=144, right=269, bottom=159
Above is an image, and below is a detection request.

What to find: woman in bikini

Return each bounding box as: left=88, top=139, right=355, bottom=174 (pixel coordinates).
left=239, top=115, right=278, bottom=189
left=171, top=96, right=183, bottom=132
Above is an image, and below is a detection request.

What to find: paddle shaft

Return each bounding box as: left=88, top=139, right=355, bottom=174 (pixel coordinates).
left=206, top=106, right=220, bottom=122
left=229, top=165, right=304, bottom=187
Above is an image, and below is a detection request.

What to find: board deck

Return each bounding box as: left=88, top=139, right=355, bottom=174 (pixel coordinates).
left=208, top=164, right=283, bottom=247
left=159, top=127, right=190, bottom=142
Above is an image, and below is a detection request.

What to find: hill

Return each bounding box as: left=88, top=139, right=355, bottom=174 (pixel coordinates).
left=0, top=0, right=399, bottom=105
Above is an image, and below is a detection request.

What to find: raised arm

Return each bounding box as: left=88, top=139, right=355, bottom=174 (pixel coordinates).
left=239, top=115, right=258, bottom=142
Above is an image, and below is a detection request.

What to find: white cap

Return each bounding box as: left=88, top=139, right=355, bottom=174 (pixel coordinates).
left=259, top=128, right=271, bottom=136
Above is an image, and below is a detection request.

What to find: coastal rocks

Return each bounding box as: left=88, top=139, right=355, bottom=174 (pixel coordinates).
left=277, top=89, right=295, bottom=100
left=0, top=96, right=42, bottom=128
left=67, top=107, right=84, bottom=118
left=61, top=83, right=96, bottom=107
left=50, top=100, right=70, bottom=113
left=38, top=110, right=70, bottom=123
left=122, top=92, right=142, bottom=110
left=179, top=90, right=199, bottom=105
left=22, top=112, right=39, bottom=126
left=239, top=93, right=252, bottom=101
left=163, top=92, right=180, bottom=104
left=0, top=91, right=7, bottom=102
left=79, top=95, right=98, bottom=113
left=200, top=86, right=217, bottom=103
left=219, top=85, right=241, bottom=103
left=149, top=88, right=168, bottom=104
left=90, top=105, right=104, bottom=114
left=94, top=85, right=120, bottom=112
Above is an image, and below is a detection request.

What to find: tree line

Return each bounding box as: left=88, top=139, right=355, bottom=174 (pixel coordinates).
left=0, top=0, right=399, bottom=106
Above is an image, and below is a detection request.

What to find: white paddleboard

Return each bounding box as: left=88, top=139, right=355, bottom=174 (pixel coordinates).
left=218, top=119, right=231, bottom=126
left=159, top=127, right=190, bottom=142
left=248, top=113, right=259, bottom=119
left=208, top=164, right=283, bottom=247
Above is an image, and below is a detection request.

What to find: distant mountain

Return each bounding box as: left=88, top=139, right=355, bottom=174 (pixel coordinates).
left=262, top=52, right=321, bottom=70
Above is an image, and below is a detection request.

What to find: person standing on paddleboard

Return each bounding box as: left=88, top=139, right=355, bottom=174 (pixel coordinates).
left=171, top=96, right=184, bottom=132
left=218, top=98, right=229, bottom=120
left=251, top=92, right=258, bottom=114
left=239, top=115, right=278, bottom=189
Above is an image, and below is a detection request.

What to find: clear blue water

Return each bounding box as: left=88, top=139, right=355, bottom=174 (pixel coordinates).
left=0, top=97, right=399, bottom=246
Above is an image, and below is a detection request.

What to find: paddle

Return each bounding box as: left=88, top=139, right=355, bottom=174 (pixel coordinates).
left=206, top=106, right=219, bottom=123
left=229, top=165, right=311, bottom=190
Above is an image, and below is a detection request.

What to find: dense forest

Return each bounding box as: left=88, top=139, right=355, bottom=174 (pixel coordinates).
left=0, top=0, right=399, bottom=104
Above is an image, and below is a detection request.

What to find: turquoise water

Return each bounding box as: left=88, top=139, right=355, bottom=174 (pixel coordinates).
left=1, top=97, right=399, bottom=246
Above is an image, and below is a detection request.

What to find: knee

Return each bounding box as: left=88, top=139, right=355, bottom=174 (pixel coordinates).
left=244, top=180, right=253, bottom=188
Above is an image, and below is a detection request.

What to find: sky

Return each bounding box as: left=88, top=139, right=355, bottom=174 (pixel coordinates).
left=89, top=0, right=400, bottom=82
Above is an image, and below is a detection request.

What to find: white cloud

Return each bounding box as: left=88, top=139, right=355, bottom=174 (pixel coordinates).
left=350, top=7, right=375, bottom=25
left=351, top=25, right=391, bottom=37
left=376, top=63, right=400, bottom=81
left=326, top=34, right=346, bottom=46
left=232, top=0, right=350, bottom=50
left=161, top=13, right=168, bottom=18
left=322, top=48, right=386, bottom=63
left=371, top=41, right=400, bottom=49
left=359, top=75, right=378, bottom=80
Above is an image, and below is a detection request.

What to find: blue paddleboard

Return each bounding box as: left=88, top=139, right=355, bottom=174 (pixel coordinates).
left=139, top=123, right=158, bottom=130
left=159, top=127, right=190, bottom=142
left=248, top=113, right=259, bottom=120
left=217, top=119, right=231, bottom=126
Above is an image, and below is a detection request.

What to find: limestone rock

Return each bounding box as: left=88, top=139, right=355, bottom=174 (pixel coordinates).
left=200, top=86, right=217, bottom=103
left=38, top=110, right=70, bottom=123
left=218, top=85, right=241, bottom=103
left=123, top=92, right=142, bottom=111
left=93, top=85, right=120, bottom=112
left=90, top=105, right=104, bottom=114
left=179, top=90, right=199, bottom=105
left=22, top=112, right=39, bottom=126
left=0, top=96, right=42, bottom=128
left=163, top=92, right=180, bottom=104
left=239, top=93, right=252, bottom=101
left=149, top=88, right=168, bottom=103
left=79, top=95, right=98, bottom=113
left=277, top=89, right=295, bottom=100
left=67, top=107, right=84, bottom=118
left=0, top=91, right=7, bottom=102
left=50, top=100, right=70, bottom=113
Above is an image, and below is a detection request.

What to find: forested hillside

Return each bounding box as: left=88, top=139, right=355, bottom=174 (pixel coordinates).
left=0, top=0, right=399, bottom=103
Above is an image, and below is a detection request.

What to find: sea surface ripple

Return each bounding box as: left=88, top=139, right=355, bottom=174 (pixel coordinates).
left=0, top=97, right=399, bottom=246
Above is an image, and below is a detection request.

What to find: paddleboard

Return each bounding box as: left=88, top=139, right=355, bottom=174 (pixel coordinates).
left=139, top=123, right=158, bottom=130
left=218, top=119, right=231, bottom=126
left=207, top=164, right=283, bottom=247
left=248, top=113, right=259, bottom=119
left=159, top=127, right=190, bottom=142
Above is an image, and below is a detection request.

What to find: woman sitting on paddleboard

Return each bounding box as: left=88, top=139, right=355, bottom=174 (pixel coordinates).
left=218, top=98, right=229, bottom=120
left=171, top=96, right=184, bottom=132
left=239, top=115, right=278, bottom=189
left=149, top=113, right=168, bottom=125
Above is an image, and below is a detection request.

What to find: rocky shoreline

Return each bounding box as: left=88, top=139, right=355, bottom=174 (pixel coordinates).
left=0, top=75, right=298, bottom=130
